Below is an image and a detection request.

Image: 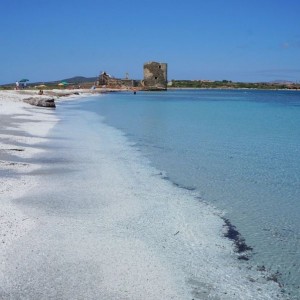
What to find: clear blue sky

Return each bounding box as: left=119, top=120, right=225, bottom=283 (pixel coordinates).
left=1, top=0, right=300, bottom=84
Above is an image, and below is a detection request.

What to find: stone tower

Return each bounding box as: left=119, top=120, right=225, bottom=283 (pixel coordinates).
left=143, top=62, right=168, bottom=90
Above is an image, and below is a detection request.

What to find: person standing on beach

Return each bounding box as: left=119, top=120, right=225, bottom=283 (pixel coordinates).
left=15, top=81, right=19, bottom=90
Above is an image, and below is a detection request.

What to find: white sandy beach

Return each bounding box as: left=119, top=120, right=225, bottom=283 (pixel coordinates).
left=0, top=90, right=286, bottom=299
left=0, top=91, right=58, bottom=254
left=0, top=89, right=97, bottom=253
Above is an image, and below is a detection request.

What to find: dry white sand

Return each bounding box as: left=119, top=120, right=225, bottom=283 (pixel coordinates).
left=0, top=91, right=58, bottom=254
left=0, top=89, right=103, bottom=250
left=0, top=89, right=105, bottom=255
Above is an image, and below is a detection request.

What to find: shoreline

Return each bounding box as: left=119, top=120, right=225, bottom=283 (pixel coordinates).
left=0, top=91, right=287, bottom=299
left=0, top=89, right=106, bottom=254
left=0, top=89, right=92, bottom=252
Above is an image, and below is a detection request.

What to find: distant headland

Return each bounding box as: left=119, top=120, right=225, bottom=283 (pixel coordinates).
left=1, top=61, right=299, bottom=91
left=169, top=79, right=300, bottom=90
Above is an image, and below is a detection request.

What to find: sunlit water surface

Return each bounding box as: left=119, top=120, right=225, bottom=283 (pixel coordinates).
left=82, top=89, right=300, bottom=298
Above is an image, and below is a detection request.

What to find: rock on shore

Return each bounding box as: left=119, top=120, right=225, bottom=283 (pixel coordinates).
left=23, top=97, right=56, bottom=108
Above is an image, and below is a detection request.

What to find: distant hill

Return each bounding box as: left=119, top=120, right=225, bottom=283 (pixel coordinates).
left=1, top=76, right=98, bottom=87
left=51, top=76, right=98, bottom=84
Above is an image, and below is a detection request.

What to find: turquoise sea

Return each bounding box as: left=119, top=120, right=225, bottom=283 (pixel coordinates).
left=82, top=89, right=300, bottom=298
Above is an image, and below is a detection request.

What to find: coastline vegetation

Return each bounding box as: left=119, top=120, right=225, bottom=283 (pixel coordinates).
left=169, top=80, right=300, bottom=90
left=1, top=77, right=300, bottom=91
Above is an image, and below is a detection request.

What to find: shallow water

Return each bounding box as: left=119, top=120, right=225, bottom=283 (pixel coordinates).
left=1, top=93, right=288, bottom=299
left=80, top=89, right=300, bottom=299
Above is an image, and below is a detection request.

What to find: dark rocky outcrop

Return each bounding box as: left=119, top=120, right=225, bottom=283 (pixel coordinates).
left=23, top=97, right=56, bottom=108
